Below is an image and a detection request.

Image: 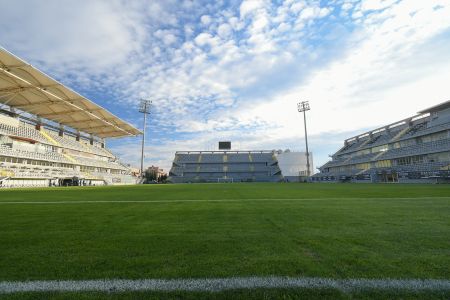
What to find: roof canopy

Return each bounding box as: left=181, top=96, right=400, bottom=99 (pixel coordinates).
left=418, top=100, right=450, bottom=114
left=0, top=47, right=141, bottom=138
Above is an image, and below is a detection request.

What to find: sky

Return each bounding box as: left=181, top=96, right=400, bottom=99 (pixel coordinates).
left=1, top=0, right=450, bottom=172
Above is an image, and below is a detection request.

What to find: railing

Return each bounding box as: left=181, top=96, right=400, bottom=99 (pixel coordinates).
left=0, top=122, right=114, bottom=158
left=336, top=122, right=449, bottom=157
left=175, top=150, right=275, bottom=154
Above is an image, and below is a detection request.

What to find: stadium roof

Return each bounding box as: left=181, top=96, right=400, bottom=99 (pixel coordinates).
left=342, top=100, right=450, bottom=143
left=418, top=100, right=450, bottom=114
left=0, top=47, right=141, bottom=138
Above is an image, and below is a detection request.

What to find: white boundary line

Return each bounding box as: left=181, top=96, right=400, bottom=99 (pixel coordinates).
left=0, top=277, right=449, bottom=294
left=0, top=196, right=449, bottom=204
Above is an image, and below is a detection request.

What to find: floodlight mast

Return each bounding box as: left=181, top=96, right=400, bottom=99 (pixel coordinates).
left=298, top=101, right=311, bottom=178
left=139, top=99, right=151, bottom=182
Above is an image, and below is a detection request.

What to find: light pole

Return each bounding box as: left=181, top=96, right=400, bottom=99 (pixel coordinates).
left=298, top=101, right=311, bottom=177
left=139, top=99, right=151, bottom=182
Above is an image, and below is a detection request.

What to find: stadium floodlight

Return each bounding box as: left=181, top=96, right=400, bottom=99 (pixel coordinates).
left=138, top=99, right=151, bottom=182
left=298, top=101, right=311, bottom=178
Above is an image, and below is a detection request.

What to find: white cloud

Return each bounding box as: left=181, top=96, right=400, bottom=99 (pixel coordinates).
left=250, top=12, right=270, bottom=33
left=342, top=2, right=354, bottom=11
left=194, top=32, right=218, bottom=48
left=299, top=5, right=331, bottom=20
left=360, top=0, right=397, bottom=12
left=240, top=0, right=267, bottom=18
left=0, top=0, right=142, bottom=74
left=291, top=1, right=306, bottom=13
left=154, top=29, right=178, bottom=45
left=200, top=14, right=212, bottom=25
left=217, top=23, right=233, bottom=38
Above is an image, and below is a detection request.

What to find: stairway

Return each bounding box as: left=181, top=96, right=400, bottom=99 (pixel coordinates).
left=78, top=141, right=93, bottom=153
left=0, top=176, right=10, bottom=184
left=62, top=153, right=78, bottom=164
left=40, top=129, right=60, bottom=146
left=372, top=151, right=386, bottom=161
left=390, top=127, right=409, bottom=142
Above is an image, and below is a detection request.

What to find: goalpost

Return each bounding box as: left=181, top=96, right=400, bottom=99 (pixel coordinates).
left=217, top=178, right=234, bottom=183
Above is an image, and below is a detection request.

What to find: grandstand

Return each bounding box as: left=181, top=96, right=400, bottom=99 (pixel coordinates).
left=313, top=100, right=450, bottom=183
left=168, top=150, right=283, bottom=183
left=0, top=47, right=141, bottom=188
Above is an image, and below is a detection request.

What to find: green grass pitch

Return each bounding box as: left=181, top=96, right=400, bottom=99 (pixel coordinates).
left=0, top=183, right=449, bottom=299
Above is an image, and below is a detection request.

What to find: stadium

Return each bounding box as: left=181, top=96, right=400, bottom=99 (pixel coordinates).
left=1, top=46, right=449, bottom=300
left=0, top=48, right=140, bottom=188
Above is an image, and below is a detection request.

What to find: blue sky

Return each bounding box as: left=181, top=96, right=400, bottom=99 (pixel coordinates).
left=1, top=0, right=450, bottom=172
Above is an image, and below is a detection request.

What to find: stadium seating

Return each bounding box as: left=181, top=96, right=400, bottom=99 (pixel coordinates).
left=314, top=100, right=450, bottom=183
left=0, top=120, right=136, bottom=188
left=169, top=151, right=283, bottom=183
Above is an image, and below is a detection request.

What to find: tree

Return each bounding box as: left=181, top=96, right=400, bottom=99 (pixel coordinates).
left=144, top=168, right=157, bottom=183
left=159, top=174, right=168, bottom=183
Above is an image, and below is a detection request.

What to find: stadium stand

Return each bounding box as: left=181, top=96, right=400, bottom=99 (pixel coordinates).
left=313, top=100, right=450, bottom=183
left=0, top=47, right=141, bottom=188
left=168, top=150, right=283, bottom=183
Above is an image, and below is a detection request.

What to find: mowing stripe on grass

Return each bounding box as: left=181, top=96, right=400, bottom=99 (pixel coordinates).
left=0, top=277, right=449, bottom=294
left=0, top=196, right=449, bottom=204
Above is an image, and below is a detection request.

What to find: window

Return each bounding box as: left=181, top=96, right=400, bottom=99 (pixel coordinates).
left=356, top=163, right=370, bottom=170
left=396, top=155, right=424, bottom=165
left=397, top=157, right=410, bottom=166
left=354, top=149, right=370, bottom=156
left=400, top=139, right=415, bottom=147
left=420, top=131, right=447, bottom=143
left=372, top=144, right=388, bottom=153
left=428, top=152, right=450, bottom=163
left=375, top=160, right=391, bottom=168
left=411, top=155, right=424, bottom=164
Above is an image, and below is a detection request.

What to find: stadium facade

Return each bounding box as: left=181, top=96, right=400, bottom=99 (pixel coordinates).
left=0, top=48, right=141, bottom=188
left=168, top=150, right=284, bottom=183
left=313, top=101, right=450, bottom=183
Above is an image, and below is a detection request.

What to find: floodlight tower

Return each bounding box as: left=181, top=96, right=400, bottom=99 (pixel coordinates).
left=298, top=101, right=311, bottom=177
left=139, top=99, right=151, bottom=182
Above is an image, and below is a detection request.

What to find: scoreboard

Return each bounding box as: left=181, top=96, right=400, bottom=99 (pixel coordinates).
left=218, top=141, right=231, bottom=150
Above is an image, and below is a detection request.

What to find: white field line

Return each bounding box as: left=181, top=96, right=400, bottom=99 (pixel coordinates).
left=0, top=197, right=449, bottom=204
left=0, top=277, right=449, bottom=294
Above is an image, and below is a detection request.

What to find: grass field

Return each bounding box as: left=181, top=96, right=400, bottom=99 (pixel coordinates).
left=0, top=183, right=449, bottom=299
